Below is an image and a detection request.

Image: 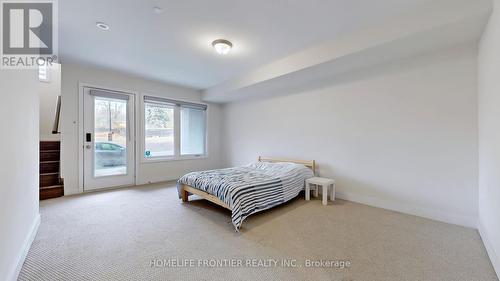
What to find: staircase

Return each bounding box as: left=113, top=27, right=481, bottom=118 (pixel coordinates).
left=40, top=141, right=64, bottom=200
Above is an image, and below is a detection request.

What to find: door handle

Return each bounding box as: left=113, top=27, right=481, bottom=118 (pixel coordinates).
left=85, top=133, right=92, bottom=149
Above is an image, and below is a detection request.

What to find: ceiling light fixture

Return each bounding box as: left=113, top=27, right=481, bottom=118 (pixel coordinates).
left=153, top=7, right=163, bottom=14
left=212, top=39, right=232, bottom=55
left=96, top=22, right=110, bottom=31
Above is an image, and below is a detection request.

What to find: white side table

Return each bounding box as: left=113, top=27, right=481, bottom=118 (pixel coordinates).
left=305, top=177, right=336, bottom=205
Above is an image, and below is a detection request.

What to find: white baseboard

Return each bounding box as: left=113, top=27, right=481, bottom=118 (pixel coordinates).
left=478, top=220, right=500, bottom=279
left=136, top=176, right=179, bottom=186
left=335, top=191, right=477, bottom=228
left=8, top=214, right=40, bottom=281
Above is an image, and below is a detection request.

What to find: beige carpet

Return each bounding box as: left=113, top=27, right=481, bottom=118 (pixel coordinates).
left=19, top=182, right=497, bottom=281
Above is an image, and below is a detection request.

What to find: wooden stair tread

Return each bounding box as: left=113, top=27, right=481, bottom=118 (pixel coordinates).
left=39, top=185, right=64, bottom=200
left=40, top=172, right=59, bottom=176
left=40, top=185, right=63, bottom=190
left=40, top=160, right=59, bottom=163
left=40, top=142, right=60, bottom=151
left=40, top=150, right=60, bottom=153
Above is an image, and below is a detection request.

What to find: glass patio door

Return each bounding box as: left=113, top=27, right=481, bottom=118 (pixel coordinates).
left=83, top=87, right=135, bottom=190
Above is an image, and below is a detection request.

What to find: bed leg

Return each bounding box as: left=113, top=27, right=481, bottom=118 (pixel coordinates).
left=181, top=186, right=189, bottom=202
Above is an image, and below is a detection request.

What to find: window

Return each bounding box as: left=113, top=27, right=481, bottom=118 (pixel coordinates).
left=144, top=102, right=175, bottom=158
left=38, top=63, right=49, bottom=82
left=180, top=106, right=206, bottom=156
left=143, top=95, right=206, bottom=160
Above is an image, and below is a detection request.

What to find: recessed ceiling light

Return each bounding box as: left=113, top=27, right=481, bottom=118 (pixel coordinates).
left=96, top=22, right=110, bottom=31
left=212, top=39, right=233, bottom=55
left=153, top=7, right=163, bottom=14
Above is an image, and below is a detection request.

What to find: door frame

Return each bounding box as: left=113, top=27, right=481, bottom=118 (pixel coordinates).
left=78, top=82, right=139, bottom=193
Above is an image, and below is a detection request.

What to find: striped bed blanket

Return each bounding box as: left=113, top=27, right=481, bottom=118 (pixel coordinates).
left=177, top=161, right=314, bottom=230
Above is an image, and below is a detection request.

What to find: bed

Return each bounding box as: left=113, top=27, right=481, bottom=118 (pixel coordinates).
left=177, top=157, right=315, bottom=230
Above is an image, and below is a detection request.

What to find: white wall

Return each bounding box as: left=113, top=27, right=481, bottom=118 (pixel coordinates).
left=478, top=0, right=500, bottom=277
left=60, top=63, right=223, bottom=195
left=222, top=45, right=479, bottom=227
left=39, top=63, right=61, bottom=141
left=0, top=69, right=40, bottom=280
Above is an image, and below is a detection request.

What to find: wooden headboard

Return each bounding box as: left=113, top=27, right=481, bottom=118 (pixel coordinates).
left=258, top=156, right=316, bottom=175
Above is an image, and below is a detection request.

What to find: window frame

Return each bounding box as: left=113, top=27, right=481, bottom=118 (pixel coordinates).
left=141, top=94, right=208, bottom=163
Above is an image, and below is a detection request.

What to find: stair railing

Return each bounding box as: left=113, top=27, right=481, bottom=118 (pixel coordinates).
left=52, top=95, right=61, bottom=134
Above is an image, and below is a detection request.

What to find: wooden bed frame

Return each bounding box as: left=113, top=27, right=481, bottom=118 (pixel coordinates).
left=179, top=157, right=316, bottom=210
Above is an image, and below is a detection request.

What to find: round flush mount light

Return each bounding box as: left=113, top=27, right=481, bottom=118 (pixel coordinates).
left=153, top=6, right=163, bottom=14
left=96, top=22, right=110, bottom=31
left=212, top=39, right=233, bottom=55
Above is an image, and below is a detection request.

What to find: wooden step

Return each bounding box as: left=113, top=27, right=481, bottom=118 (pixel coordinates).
left=40, top=185, right=64, bottom=200
left=40, top=150, right=60, bottom=162
left=40, top=161, right=59, bottom=174
left=40, top=173, right=60, bottom=187
left=39, top=141, right=63, bottom=200
left=40, top=141, right=60, bottom=151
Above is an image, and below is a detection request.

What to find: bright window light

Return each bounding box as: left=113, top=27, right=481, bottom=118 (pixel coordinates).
left=38, top=63, right=49, bottom=82
left=180, top=106, right=206, bottom=156
left=144, top=102, right=175, bottom=158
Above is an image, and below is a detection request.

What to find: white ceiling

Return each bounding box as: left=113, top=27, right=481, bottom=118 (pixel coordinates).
left=59, top=0, right=490, bottom=91
left=203, top=0, right=492, bottom=102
